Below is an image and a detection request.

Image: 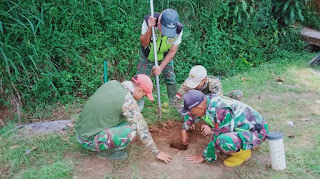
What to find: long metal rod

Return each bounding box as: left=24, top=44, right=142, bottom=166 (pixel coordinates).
left=150, top=0, right=162, bottom=118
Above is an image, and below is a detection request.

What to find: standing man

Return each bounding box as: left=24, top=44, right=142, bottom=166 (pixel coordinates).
left=137, top=9, right=183, bottom=108
left=74, top=74, right=171, bottom=163
left=181, top=90, right=269, bottom=167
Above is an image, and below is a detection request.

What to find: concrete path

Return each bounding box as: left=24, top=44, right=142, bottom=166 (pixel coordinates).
left=301, top=27, right=320, bottom=47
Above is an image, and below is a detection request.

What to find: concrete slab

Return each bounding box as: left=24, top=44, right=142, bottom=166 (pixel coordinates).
left=301, top=27, right=320, bottom=47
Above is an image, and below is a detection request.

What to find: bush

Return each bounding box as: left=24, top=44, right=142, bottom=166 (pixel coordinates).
left=0, top=0, right=310, bottom=111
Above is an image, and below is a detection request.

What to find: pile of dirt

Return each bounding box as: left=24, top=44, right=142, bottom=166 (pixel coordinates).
left=149, top=120, right=210, bottom=151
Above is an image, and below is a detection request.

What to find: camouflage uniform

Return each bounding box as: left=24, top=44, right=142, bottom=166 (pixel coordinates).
left=182, top=94, right=269, bottom=163
left=77, top=81, right=160, bottom=156
left=174, top=76, right=245, bottom=112
left=137, top=53, right=176, bottom=85
left=77, top=124, right=137, bottom=151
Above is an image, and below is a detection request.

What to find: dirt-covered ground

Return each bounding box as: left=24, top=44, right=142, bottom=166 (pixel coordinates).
left=71, top=120, right=270, bottom=179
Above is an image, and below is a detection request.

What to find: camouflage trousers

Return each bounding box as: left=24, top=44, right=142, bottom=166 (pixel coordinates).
left=137, top=53, right=176, bottom=85
left=76, top=124, right=137, bottom=152
left=203, top=130, right=267, bottom=162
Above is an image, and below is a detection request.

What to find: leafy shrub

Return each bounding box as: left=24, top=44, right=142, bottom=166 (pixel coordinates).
left=0, top=0, right=309, bottom=112
left=302, top=0, right=320, bottom=30
left=272, top=0, right=309, bottom=24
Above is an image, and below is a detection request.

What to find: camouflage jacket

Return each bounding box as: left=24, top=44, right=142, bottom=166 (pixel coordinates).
left=182, top=94, right=269, bottom=162
left=122, top=81, right=159, bottom=156
left=174, top=76, right=223, bottom=111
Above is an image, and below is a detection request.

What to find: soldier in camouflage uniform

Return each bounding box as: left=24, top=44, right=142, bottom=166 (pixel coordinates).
left=74, top=74, right=171, bottom=163
left=137, top=9, right=183, bottom=108
left=174, top=65, right=243, bottom=111
left=180, top=90, right=269, bottom=167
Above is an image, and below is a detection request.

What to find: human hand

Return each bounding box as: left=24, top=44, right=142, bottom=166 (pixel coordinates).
left=186, top=154, right=205, bottom=163
left=147, top=16, right=157, bottom=29
left=156, top=151, right=172, bottom=164
left=181, top=130, right=189, bottom=145
left=201, top=125, right=211, bottom=136
left=153, top=66, right=163, bottom=76
left=190, top=124, right=196, bottom=131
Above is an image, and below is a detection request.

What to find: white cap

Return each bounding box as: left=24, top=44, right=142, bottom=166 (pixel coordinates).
left=184, top=65, right=207, bottom=88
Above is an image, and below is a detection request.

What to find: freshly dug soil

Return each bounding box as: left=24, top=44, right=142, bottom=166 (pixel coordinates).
left=169, top=140, right=188, bottom=150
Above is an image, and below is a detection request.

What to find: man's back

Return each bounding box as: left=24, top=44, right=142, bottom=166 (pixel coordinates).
left=74, top=81, right=127, bottom=140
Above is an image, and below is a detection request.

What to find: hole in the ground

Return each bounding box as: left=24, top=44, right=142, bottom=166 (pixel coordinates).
left=149, top=120, right=211, bottom=152
left=170, top=140, right=188, bottom=150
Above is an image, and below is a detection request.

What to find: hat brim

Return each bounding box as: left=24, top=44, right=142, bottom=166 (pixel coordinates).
left=180, top=108, right=189, bottom=116
left=161, top=24, right=176, bottom=38
left=146, top=93, right=154, bottom=101
left=184, top=77, right=201, bottom=89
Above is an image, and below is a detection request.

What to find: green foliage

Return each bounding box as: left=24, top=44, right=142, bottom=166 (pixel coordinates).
left=0, top=0, right=309, bottom=112
left=302, top=0, right=320, bottom=30
left=175, top=0, right=283, bottom=77
left=0, top=0, right=146, bottom=109
left=272, top=0, right=309, bottom=24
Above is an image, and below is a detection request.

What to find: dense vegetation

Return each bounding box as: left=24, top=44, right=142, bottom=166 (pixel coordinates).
left=0, top=0, right=319, bottom=111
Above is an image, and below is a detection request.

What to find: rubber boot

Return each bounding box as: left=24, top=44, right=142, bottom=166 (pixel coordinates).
left=223, top=149, right=251, bottom=167
left=166, top=84, right=177, bottom=107
left=97, top=149, right=127, bottom=160
left=137, top=97, right=145, bottom=112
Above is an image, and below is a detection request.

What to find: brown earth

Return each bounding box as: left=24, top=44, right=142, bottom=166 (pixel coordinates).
left=72, top=120, right=268, bottom=179
left=0, top=104, right=13, bottom=128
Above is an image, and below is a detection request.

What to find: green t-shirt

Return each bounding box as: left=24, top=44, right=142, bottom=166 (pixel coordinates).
left=74, top=80, right=128, bottom=140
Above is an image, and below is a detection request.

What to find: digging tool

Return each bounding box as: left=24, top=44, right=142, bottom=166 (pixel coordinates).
left=150, top=0, right=162, bottom=118
left=104, top=61, right=108, bottom=83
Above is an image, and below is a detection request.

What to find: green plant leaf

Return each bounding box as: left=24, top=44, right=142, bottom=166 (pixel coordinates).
left=284, top=17, right=289, bottom=24
left=234, top=5, right=239, bottom=16
left=238, top=14, right=242, bottom=23
left=242, top=0, right=247, bottom=12
left=295, top=1, right=299, bottom=10
left=282, top=1, right=290, bottom=13
left=249, top=6, right=254, bottom=14
left=297, top=9, right=304, bottom=21
left=290, top=7, right=295, bottom=22
left=0, top=21, right=3, bottom=34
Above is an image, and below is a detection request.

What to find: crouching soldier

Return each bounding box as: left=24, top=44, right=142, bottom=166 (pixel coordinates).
left=181, top=90, right=269, bottom=167
left=74, top=74, right=171, bottom=163
left=173, top=65, right=243, bottom=112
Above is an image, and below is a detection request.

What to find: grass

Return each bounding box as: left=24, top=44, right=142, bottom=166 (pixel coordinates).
left=1, top=51, right=320, bottom=178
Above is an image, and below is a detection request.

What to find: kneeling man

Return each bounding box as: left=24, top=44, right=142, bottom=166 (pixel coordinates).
left=181, top=90, right=269, bottom=167
left=75, top=74, right=171, bottom=163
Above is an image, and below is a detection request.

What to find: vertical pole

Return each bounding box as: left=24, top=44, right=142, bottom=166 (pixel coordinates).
left=150, top=0, right=162, bottom=118
left=104, top=61, right=108, bottom=84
